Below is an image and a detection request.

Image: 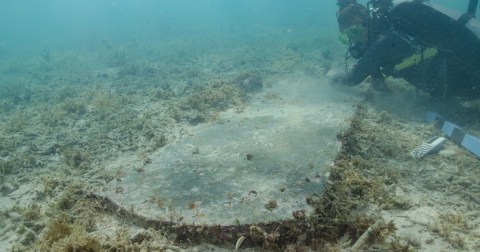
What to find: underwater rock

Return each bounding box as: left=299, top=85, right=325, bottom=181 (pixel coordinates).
left=20, top=228, right=36, bottom=246
left=8, top=211, right=22, bottom=221
left=264, top=199, right=278, bottom=211
left=234, top=72, right=263, bottom=93
left=1, top=182, right=17, bottom=196
left=439, top=149, right=456, bottom=157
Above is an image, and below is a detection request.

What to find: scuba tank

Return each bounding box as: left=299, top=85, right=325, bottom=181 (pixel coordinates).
left=367, top=0, right=394, bottom=44
left=467, top=0, right=478, bottom=16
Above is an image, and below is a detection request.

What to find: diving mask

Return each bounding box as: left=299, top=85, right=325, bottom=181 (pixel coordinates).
left=343, top=25, right=367, bottom=44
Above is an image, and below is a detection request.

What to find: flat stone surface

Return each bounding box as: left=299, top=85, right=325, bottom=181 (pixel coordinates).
left=101, top=75, right=360, bottom=225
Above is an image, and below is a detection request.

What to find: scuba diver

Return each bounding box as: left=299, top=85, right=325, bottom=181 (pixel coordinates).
left=332, top=0, right=480, bottom=98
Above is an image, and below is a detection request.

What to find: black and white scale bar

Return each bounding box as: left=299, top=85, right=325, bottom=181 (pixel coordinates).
left=426, top=111, right=480, bottom=158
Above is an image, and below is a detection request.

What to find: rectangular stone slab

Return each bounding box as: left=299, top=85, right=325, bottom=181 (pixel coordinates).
left=99, top=75, right=361, bottom=225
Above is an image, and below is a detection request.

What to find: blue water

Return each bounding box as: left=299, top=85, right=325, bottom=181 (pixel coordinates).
left=0, top=0, right=473, bottom=57
left=0, top=0, right=339, bottom=56
left=433, top=0, right=473, bottom=11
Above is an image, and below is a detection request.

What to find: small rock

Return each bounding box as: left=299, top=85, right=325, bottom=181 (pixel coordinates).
left=130, top=230, right=151, bottom=245
left=1, top=182, right=17, bottom=196
left=20, top=229, right=36, bottom=246
left=439, top=149, right=455, bottom=157
left=192, top=146, right=200, bottom=155
left=8, top=211, right=23, bottom=221
left=264, top=199, right=277, bottom=211
left=186, top=144, right=200, bottom=155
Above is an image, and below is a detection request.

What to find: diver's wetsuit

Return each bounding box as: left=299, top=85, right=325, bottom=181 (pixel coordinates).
left=345, top=1, right=480, bottom=98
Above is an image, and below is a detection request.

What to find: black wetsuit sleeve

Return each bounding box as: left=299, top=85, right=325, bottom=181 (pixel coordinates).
left=346, top=30, right=415, bottom=85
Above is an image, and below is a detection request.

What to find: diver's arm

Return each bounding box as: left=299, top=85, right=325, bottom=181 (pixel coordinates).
left=342, top=30, right=407, bottom=86
left=330, top=46, right=384, bottom=86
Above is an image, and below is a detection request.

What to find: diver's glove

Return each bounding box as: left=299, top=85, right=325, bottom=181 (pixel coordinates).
left=349, top=43, right=365, bottom=59
left=326, top=70, right=353, bottom=86
left=371, top=76, right=390, bottom=92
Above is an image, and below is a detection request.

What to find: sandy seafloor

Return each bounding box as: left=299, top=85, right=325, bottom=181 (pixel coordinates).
left=1, top=29, right=480, bottom=251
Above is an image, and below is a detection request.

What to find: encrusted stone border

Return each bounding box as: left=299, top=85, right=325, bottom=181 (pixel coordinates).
left=86, top=103, right=387, bottom=250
